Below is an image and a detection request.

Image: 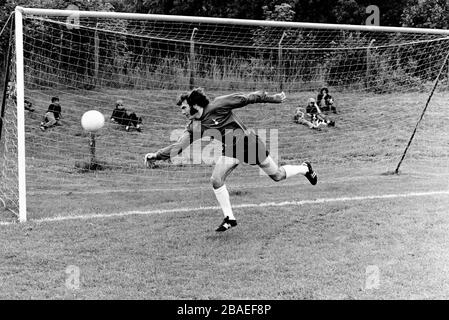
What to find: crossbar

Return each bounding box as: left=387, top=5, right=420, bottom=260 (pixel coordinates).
left=17, top=6, right=449, bottom=36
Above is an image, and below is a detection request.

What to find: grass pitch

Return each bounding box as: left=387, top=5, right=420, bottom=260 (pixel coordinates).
left=1, top=88, right=449, bottom=299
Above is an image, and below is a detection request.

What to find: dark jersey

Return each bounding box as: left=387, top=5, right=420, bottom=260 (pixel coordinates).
left=306, top=103, right=320, bottom=115
left=317, top=93, right=333, bottom=107
left=47, top=103, right=61, bottom=119
left=156, top=91, right=275, bottom=163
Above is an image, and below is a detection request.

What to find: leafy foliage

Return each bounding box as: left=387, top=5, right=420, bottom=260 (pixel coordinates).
left=1, top=0, right=448, bottom=92
left=401, top=0, right=449, bottom=29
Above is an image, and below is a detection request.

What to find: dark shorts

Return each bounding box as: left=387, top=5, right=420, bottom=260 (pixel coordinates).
left=222, top=133, right=269, bottom=165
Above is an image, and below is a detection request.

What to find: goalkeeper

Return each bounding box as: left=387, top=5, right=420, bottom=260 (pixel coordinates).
left=144, top=88, right=317, bottom=232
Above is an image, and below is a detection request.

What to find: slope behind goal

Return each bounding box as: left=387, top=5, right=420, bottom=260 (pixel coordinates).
left=1, top=6, right=449, bottom=222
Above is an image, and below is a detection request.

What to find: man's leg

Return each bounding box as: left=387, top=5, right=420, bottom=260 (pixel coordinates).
left=40, top=112, right=55, bottom=131
left=297, top=117, right=320, bottom=130
left=129, top=113, right=138, bottom=128
left=320, top=103, right=330, bottom=112
left=211, top=156, right=240, bottom=231
left=258, top=155, right=317, bottom=185
left=43, top=112, right=56, bottom=128
left=329, top=102, right=338, bottom=114
left=125, top=115, right=132, bottom=131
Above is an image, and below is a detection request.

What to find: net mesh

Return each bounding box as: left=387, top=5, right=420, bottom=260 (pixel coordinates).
left=1, top=13, right=449, bottom=221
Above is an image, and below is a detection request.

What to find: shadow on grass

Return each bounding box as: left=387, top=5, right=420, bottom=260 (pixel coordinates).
left=74, top=160, right=110, bottom=173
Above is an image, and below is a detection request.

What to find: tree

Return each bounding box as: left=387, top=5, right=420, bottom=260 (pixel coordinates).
left=253, top=3, right=296, bottom=47
left=331, top=0, right=365, bottom=25
left=373, top=0, right=409, bottom=27
left=401, top=0, right=449, bottom=29
left=292, top=0, right=408, bottom=26
left=0, top=1, right=14, bottom=69
left=262, top=2, right=295, bottom=21
left=166, top=0, right=266, bottom=19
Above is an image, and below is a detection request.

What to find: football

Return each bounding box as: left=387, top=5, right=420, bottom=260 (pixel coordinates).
left=81, top=110, right=105, bottom=132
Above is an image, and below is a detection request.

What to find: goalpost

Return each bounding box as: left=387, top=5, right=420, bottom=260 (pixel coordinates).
left=1, top=6, right=449, bottom=223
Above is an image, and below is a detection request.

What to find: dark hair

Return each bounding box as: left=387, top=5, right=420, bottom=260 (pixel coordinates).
left=176, top=92, right=189, bottom=106
left=176, top=88, right=209, bottom=116
left=186, top=88, right=209, bottom=109
left=115, top=99, right=124, bottom=108
left=51, top=96, right=59, bottom=103
left=320, top=87, right=329, bottom=94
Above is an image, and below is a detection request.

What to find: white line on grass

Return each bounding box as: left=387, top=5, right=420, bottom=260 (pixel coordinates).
left=2, top=189, right=448, bottom=226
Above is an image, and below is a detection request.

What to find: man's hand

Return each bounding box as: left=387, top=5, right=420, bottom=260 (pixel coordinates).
left=144, top=152, right=158, bottom=168
left=272, top=92, right=286, bottom=103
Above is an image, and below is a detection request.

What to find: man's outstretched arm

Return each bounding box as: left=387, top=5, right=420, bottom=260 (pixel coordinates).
left=213, top=90, right=286, bottom=110
left=145, top=129, right=192, bottom=165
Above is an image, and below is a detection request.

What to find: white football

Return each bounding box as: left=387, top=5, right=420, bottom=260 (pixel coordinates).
left=81, top=110, right=105, bottom=132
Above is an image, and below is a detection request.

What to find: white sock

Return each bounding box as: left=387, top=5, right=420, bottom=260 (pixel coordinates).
left=282, top=164, right=308, bottom=179
left=213, top=185, right=235, bottom=220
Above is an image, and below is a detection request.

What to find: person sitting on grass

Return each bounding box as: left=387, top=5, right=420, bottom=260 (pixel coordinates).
left=110, top=99, right=142, bottom=132
left=7, top=81, right=35, bottom=112
left=316, top=87, right=337, bottom=114
left=293, top=106, right=322, bottom=131
left=306, top=98, right=335, bottom=127
left=39, top=96, right=62, bottom=131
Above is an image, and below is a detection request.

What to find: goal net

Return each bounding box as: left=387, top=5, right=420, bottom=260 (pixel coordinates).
left=1, top=7, right=449, bottom=222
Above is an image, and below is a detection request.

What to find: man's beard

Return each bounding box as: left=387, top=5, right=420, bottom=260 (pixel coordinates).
left=189, top=107, right=198, bottom=116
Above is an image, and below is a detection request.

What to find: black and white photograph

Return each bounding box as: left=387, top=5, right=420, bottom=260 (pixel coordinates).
left=0, top=0, right=448, bottom=304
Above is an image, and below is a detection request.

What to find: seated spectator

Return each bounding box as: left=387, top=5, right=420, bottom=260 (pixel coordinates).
left=39, top=96, right=62, bottom=131
left=307, top=98, right=335, bottom=127
left=294, top=98, right=335, bottom=130
left=293, top=106, right=322, bottom=130
left=316, top=87, right=337, bottom=114
left=110, top=99, right=142, bottom=132
left=7, top=81, right=35, bottom=112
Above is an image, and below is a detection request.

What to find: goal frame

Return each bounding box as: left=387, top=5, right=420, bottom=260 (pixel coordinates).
left=8, top=6, right=449, bottom=222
